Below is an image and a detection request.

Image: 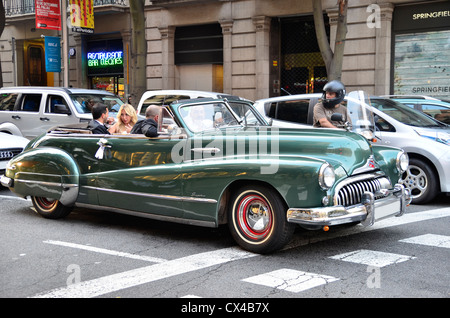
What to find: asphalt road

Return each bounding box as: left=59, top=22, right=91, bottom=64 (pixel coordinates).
left=1, top=186, right=449, bottom=305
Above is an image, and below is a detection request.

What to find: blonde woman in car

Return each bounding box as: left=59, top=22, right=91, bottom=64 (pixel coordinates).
left=109, top=104, right=138, bottom=134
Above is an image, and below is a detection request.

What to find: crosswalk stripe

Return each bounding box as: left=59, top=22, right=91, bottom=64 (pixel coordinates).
left=242, top=269, right=339, bottom=293
left=43, top=240, right=168, bottom=263
left=29, top=208, right=450, bottom=297
left=329, top=249, right=416, bottom=267
left=31, top=247, right=257, bottom=298
left=399, top=234, right=450, bottom=249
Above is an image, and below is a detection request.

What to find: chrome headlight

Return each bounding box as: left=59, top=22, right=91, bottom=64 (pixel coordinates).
left=319, top=163, right=335, bottom=190
left=396, top=151, right=409, bottom=173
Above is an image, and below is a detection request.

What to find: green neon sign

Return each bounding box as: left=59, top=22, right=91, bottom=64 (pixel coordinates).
left=87, top=51, right=123, bottom=67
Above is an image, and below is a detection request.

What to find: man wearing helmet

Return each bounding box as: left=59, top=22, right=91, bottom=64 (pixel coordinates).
left=313, top=80, right=350, bottom=128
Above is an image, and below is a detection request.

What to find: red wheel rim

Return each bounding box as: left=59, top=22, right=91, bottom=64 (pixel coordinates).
left=35, top=197, right=57, bottom=211
left=236, top=194, right=273, bottom=241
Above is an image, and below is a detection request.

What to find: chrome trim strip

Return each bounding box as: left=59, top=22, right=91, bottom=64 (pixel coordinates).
left=15, top=179, right=78, bottom=189
left=75, top=202, right=217, bottom=228
left=352, top=156, right=378, bottom=175
left=83, top=186, right=218, bottom=204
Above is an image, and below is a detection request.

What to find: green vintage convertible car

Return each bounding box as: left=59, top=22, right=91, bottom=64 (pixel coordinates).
left=1, top=92, right=411, bottom=253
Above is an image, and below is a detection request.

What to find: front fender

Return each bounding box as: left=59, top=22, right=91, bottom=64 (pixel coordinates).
left=371, top=144, right=403, bottom=184
left=5, top=147, right=80, bottom=206
left=0, top=122, right=24, bottom=137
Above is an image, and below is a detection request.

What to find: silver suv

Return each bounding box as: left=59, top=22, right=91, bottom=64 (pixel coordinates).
left=0, top=87, right=123, bottom=139
left=254, top=93, right=450, bottom=204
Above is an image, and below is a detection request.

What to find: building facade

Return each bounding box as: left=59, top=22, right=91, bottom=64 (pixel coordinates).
left=1, top=0, right=449, bottom=102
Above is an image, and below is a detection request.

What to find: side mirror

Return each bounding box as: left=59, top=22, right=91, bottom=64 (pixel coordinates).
left=54, top=104, right=72, bottom=115
left=330, top=113, right=343, bottom=122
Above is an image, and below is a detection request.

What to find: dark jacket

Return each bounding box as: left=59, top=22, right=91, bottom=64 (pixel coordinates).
left=130, top=118, right=158, bottom=137
left=88, top=120, right=110, bottom=134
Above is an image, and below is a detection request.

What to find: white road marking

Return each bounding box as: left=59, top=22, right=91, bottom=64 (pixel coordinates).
left=399, top=234, right=450, bottom=249
left=284, top=207, right=450, bottom=250
left=31, top=247, right=257, bottom=298
left=329, top=249, right=415, bottom=267
left=30, top=207, right=450, bottom=298
left=0, top=194, right=29, bottom=201
left=242, top=269, right=339, bottom=293
left=43, top=240, right=168, bottom=263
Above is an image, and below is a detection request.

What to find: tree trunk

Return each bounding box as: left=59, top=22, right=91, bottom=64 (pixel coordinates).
left=313, top=0, right=348, bottom=81
left=129, top=0, right=147, bottom=106
left=0, top=1, right=5, bottom=87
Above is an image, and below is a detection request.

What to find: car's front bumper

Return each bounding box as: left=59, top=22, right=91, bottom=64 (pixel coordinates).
left=286, top=184, right=411, bottom=227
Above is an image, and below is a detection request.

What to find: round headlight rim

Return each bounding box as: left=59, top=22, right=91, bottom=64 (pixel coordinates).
left=397, top=151, right=409, bottom=173
left=319, top=163, right=336, bottom=190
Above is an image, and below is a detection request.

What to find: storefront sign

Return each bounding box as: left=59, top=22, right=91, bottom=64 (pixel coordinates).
left=35, top=0, right=61, bottom=30
left=392, top=2, right=450, bottom=98
left=393, top=2, right=450, bottom=32
left=44, top=36, right=61, bottom=73
left=70, top=0, right=94, bottom=34
left=394, top=29, right=450, bottom=98
left=87, top=51, right=123, bottom=67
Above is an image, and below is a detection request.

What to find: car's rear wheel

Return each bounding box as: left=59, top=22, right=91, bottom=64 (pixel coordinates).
left=31, top=196, right=73, bottom=219
left=228, top=185, right=295, bottom=254
left=400, top=158, right=438, bottom=204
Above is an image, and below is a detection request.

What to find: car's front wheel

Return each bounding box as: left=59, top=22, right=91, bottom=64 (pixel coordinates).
left=400, top=158, right=438, bottom=204
left=31, top=196, right=73, bottom=219
left=228, top=185, right=295, bottom=254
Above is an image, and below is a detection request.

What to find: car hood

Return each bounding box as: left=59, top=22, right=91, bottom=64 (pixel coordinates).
left=200, top=126, right=374, bottom=176
left=0, top=133, right=30, bottom=148
left=412, top=126, right=450, bottom=145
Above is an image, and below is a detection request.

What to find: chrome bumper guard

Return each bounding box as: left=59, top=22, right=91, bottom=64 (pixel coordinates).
left=0, top=174, right=13, bottom=187
left=286, top=184, right=411, bottom=227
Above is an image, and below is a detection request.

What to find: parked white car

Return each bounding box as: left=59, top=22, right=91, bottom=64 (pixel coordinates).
left=0, top=132, right=29, bottom=176
left=383, top=95, right=450, bottom=125
left=254, top=93, right=450, bottom=204
left=0, top=87, right=123, bottom=139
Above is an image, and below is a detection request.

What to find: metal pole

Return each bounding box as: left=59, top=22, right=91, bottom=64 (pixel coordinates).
left=61, top=0, right=69, bottom=87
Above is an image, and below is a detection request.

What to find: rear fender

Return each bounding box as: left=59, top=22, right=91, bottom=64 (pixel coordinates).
left=6, top=147, right=80, bottom=206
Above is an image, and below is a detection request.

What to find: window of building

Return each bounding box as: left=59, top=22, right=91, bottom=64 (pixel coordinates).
left=175, top=24, right=223, bottom=65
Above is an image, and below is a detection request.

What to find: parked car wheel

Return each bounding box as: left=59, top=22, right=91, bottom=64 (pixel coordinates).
left=31, top=196, right=73, bottom=219
left=228, top=185, right=295, bottom=254
left=400, top=158, right=438, bottom=204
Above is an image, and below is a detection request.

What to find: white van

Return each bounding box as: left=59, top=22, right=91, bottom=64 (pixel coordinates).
left=136, top=90, right=245, bottom=117
left=0, top=87, right=123, bottom=139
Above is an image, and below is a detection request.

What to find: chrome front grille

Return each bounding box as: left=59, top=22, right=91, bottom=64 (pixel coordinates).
left=335, top=176, right=391, bottom=207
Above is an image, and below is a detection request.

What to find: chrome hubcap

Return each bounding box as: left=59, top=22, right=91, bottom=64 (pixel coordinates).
left=237, top=194, right=272, bottom=240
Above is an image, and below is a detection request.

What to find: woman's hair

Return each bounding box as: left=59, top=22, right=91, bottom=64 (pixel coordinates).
left=117, top=103, right=138, bottom=125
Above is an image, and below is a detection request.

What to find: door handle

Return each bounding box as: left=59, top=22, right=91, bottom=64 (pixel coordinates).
left=12, top=115, right=21, bottom=120
left=40, top=117, right=50, bottom=121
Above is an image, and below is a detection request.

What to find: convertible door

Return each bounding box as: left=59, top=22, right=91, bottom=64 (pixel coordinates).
left=93, top=135, right=185, bottom=218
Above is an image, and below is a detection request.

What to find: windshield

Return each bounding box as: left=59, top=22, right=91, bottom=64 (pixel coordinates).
left=69, top=93, right=124, bottom=114
left=370, top=98, right=443, bottom=128
left=179, top=101, right=267, bottom=132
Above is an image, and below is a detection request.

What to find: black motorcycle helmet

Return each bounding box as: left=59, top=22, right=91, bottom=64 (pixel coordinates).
left=322, top=80, right=346, bottom=109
